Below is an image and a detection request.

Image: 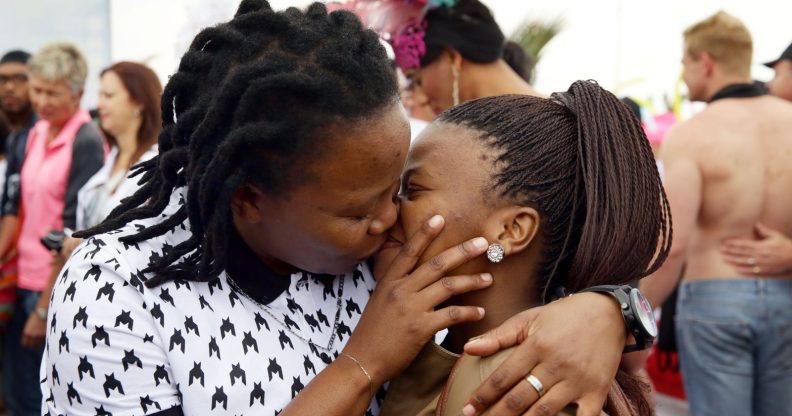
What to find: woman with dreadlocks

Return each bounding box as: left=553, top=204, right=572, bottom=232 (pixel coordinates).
left=376, top=84, right=670, bottom=416
left=42, top=2, right=653, bottom=415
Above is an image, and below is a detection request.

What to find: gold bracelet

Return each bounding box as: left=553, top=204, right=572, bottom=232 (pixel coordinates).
left=340, top=352, right=373, bottom=400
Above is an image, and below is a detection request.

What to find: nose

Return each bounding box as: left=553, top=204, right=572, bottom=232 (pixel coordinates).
left=367, top=198, right=399, bottom=236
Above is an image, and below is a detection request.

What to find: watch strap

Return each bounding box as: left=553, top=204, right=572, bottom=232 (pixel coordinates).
left=580, top=285, right=654, bottom=353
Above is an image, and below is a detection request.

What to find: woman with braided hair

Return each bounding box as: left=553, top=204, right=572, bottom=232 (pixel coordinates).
left=42, top=2, right=651, bottom=415
left=377, top=83, right=671, bottom=416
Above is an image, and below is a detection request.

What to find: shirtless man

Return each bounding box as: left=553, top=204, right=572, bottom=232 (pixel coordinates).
left=641, top=12, right=792, bottom=416
left=720, top=42, right=792, bottom=276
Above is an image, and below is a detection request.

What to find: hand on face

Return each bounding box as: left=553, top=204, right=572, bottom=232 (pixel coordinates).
left=343, top=214, right=492, bottom=385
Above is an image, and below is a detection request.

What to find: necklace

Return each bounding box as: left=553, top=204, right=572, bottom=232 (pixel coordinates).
left=227, top=273, right=345, bottom=364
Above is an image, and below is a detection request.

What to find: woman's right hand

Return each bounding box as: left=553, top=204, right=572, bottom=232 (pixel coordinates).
left=342, top=215, right=491, bottom=385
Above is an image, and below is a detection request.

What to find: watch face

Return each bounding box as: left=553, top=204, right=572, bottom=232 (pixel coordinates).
left=630, top=289, right=658, bottom=338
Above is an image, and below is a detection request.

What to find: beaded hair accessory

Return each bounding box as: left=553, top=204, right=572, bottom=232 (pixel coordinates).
left=328, top=0, right=456, bottom=69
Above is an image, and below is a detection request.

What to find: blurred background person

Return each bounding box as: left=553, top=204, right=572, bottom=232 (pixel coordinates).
left=641, top=12, right=792, bottom=416
left=53, top=61, right=162, bottom=283
left=2, top=42, right=104, bottom=416
left=0, top=50, right=35, bottom=267
left=765, top=42, right=792, bottom=101
left=77, top=61, right=161, bottom=234
left=501, top=40, right=534, bottom=82
left=719, top=41, right=792, bottom=277
left=384, top=0, right=543, bottom=121
left=0, top=50, right=34, bottom=138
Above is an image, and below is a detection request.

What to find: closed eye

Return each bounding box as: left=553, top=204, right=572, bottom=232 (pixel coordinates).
left=399, top=184, right=426, bottom=201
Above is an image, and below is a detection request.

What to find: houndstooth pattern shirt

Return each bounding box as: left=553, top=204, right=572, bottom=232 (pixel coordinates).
left=41, top=192, right=383, bottom=415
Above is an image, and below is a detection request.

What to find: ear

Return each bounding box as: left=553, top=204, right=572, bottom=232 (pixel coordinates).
left=701, top=52, right=716, bottom=76
left=132, top=100, right=144, bottom=116
left=231, top=185, right=265, bottom=224
left=488, top=206, right=540, bottom=256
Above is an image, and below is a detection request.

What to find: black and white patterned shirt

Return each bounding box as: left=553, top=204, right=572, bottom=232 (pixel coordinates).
left=41, top=192, right=382, bottom=415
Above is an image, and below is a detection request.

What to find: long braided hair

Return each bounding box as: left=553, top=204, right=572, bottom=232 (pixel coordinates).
left=438, top=81, right=672, bottom=415
left=74, top=0, right=399, bottom=287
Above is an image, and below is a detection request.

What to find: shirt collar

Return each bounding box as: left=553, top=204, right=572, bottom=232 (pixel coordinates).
left=708, top=82, right=767, bottom=103
left=225, top=230, right=291, bottom=306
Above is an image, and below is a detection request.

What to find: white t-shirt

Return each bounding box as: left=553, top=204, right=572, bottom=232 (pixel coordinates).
left=76, top=145, right=158, bottom=231
left=42, top=190, right=383, bottom=415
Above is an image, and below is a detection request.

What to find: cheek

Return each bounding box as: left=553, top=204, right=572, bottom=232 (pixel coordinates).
left=402, top=197, right=477, bottom=265
left=780, top=76, right=792, bottom=94
left=398, top=198, right=437, bottom=240
left=420, top=69, right=448, bottom=106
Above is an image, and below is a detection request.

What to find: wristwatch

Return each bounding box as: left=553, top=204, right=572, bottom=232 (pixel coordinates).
left=34, top=306, right=48, bottom=321
left=580, top=285, right=657, bottom=353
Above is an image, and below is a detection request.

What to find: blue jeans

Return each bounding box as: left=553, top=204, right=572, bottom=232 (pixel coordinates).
left=3, top=289, right=44, bottom=416
left=676, top=279, right=792, bottom=416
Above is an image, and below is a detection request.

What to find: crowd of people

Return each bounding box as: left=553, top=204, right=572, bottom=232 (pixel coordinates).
left=0, top=0, right=789, bottom=415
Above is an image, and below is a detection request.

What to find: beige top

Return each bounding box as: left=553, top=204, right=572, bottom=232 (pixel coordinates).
left=382, top=342, right=593, bottom=416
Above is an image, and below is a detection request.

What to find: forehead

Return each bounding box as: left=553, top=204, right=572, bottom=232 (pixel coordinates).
left=293, top=104, right=411, bottom=205
left=0, top=62, right=26, bottom=74
left=29, top=74, right=70, bottom=90
left=100, top=71, right=125, bottom=89
left=406, top=121, right=493, bottom=185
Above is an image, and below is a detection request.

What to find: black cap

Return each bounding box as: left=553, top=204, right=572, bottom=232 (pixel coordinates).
left=764, top=42, right=792, bottom=68
left=0, top=50, right=31, bottom=65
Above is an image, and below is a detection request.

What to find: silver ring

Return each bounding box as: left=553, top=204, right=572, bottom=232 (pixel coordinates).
left=525, top=374, right=545, bottom=397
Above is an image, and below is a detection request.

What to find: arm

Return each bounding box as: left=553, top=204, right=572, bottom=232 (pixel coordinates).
left=461, top=293, right=625, bottom=416
left=43, top=238, right=181, bottom=414
left=0, top=215, right=19, bottom=262
left=640, top=127, right=702, bottom=308
left=62, top=124, right=104, bottom=230
left=721, top=222, right=792, bottom=275
left=21, top=236, right=85, bottom=347
left=20, top=252, right=64, bottom=348
left=0, top=131, right=24, bottom=261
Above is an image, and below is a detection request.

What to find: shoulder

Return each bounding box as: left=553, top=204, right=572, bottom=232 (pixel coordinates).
left=44, top=232, right=183, bottom=414
left=73, top=122, right=104, bottom=151
left=659, top=115, right=710, bottom=165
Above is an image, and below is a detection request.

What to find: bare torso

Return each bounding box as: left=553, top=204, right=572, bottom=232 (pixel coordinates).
left=682, top=96, right=792, bottom=280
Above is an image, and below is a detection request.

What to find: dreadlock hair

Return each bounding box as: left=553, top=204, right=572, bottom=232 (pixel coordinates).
left=74, top=0, right=399, bottom=287
left=437, top=81, right=672, bottom=416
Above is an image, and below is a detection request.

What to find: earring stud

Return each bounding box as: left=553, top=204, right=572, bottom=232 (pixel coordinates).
left=487, top=243, right=504, bottom=263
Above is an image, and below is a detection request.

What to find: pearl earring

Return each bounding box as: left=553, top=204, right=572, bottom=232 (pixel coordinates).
left=487, top=243, right=504, bottom=263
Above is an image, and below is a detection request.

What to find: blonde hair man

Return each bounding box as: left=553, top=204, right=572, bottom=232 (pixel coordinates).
left=641, top=11, right=792, bottom=416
